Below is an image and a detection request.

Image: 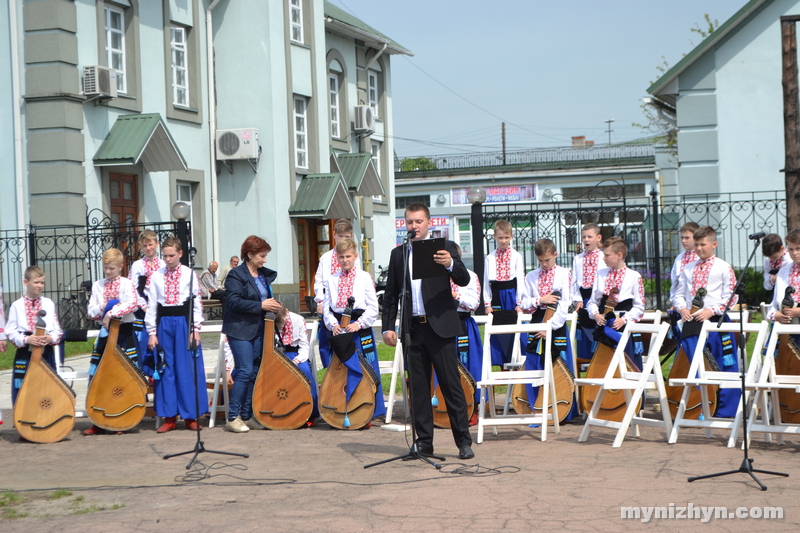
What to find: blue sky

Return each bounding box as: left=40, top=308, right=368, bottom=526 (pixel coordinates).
left=329, top=0, right=744, bottom=157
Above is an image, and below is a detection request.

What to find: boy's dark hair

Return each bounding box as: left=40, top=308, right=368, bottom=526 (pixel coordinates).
left=534, top=239, right=557, bottom=257
left=693, top=226, right=716, bottom=242
left=162, top=236, right=183, bottom=252
left=603, top=236, right=627, bottom=259
left=762, top=233, right=783, bottom=257
left=679, top=222, right=700, bottom=234
left=333, top=218, right=354, bottom=235
left=581, top=223, right=601, bottom=235
left=786, top=229, right=800, bottom=246
left=405, top=203, right=430, bottom=219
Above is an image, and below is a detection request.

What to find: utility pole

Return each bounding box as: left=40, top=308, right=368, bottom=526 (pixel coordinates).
left=782, top=16, right=800, bottom=231
left=605, top=119, right=615, bottom=145
left=501, top=122, right=507, bottom=165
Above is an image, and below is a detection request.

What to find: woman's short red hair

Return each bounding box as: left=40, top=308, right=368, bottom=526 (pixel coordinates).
left=240, top=235, right=271, bottom=263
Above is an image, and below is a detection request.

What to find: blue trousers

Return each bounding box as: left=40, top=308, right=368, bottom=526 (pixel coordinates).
left=154, top=316, right=208, bottom=419
left=227, top=333, right=263, bottom=421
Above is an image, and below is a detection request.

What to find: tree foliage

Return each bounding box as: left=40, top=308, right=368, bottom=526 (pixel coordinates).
left=399, top=156, right=436, bottom=171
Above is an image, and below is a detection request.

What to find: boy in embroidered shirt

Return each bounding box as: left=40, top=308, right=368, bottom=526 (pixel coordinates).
left=571, top=223, right=606, bottom=363
left=146, top=237, right=207, bottom=433
left=762, top=233, right=791, bottom=292
left=313, top=218, right=362, bottom=368
left=769, top=229, right=800, bottom=323
left=274, top=304, right=318, bottom=427
left=587, top=236, right=646, bottom=368
left=673, top=225, right=741, bottom=417
left=323, top=238, right=385, bottom=420
left=520, top=239, right=576, bottom=417
left=669, top=222, right=699, bottom=308
left=6, top=266, right=63, bottom=405
left=128, top=229, right=163, bottom=374
left=483, top=220, right=524, bottom=366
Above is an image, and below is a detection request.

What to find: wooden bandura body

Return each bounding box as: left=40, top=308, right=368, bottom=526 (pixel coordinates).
left=776, top=287, right=800, bottom=423
left=581, top=289, right=642, bottom=422
left=319, top=297, right=379, bottom=430
left=85, top=319, right=147, bottom=431
left=665, top=288, right=720, bottom=419
left=14, top=311, right=76, bottom=443
left=431, top=360, right=476, bottom=429
left=252, top=312, right=314, bottom=430
left=511, top=290, right=575, bottom=423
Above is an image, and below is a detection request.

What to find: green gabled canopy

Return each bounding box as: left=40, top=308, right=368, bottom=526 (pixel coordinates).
left=288, top=174, right=356, bottom=219
left=324, top=1, right=412, bottom=56
left=93, top=113, right=187, bottom=171
left=336, top=152, right=384, bottom=196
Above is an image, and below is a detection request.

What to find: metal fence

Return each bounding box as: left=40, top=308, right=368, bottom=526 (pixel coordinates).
left=0, top=208, right=184, bottom=330
left=480, top=189, right=787, bottom=310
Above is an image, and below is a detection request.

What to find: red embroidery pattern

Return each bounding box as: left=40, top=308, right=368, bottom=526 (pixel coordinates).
left=770, top=256, right=785, bottom=272
left=637, top=276, right=645, bottom=309
left=539, top=267, right=555, bottom=298
left=582, top=250, right=600, bottom=288
left=450, top=279, right=459, bottom=294
left=604, top=267, right=627, bottom=295
left=165, top=267, right=182, bottom=305
left=496, top=248, right=511, bottom=281
left=790, top=264, right=800, bottom=303
left=103, top=277, right=120, bottom=306
left=680, top=250, right=697, bottom=270
left=336, top=269, right=355, bottom=308
left=690, top=257, right=715, bottom=296
left=330, top=252, right=341, bottom=275
left=143, top=257, right=163, bottom=288
left=24, top=296, right=42, bottom=332
left=280, top=315, right=294, bottom=345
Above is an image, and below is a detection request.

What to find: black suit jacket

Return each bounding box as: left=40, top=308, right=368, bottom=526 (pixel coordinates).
left=222, top=263, right=277, bottom=341
left=381, top=239, right=469, bottom=339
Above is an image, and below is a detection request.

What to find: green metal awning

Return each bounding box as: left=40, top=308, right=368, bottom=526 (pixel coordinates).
left=336, top=152, right=384, bottom=196
left=288, top=174, right=356, bottom=219
left=93, top=113, right=187, bottom=172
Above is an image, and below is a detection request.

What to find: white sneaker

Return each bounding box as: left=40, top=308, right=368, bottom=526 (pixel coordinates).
left=225, top=417, right=250, bottom=433
left=244, top=418, right=264, bottom=430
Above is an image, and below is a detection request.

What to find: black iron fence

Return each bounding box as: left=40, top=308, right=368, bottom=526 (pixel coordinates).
left=0, top=208, right=185, bottom=330
left=480, top=189, right=787, bottom=310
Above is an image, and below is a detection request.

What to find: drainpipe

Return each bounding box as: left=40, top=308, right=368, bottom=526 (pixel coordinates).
left=206, top=0, right=222, bottom=262
left=9, top=0, right=26, bottom=232
left=364, top=42, right=388, bottom=71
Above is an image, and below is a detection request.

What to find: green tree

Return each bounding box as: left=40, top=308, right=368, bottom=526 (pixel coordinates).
left=400, top=156, right=436, bottom=171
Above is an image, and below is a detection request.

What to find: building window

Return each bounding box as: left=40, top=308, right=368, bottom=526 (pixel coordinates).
left=371, top=141, right=382, bottom=203
left=290, top=0, right=303, bottom=43
left=395, top=195, right=430, bottom=210
left=294, top=96, right=308, bottom=169
left=367, top=71, right=378, bottom=117
left=105, top=6, right=126, bottom=93
left=329, top=74, right=340, bottom=139
left=171, top=26, right=189, bottom=107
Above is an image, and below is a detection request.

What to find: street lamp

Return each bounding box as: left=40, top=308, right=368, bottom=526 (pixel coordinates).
left=172, top=201, right=191, bottom=266
left=467, top=186, right=487, bottom=314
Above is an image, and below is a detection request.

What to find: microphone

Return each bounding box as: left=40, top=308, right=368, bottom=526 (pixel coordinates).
left=748, top=231, right=767, bottom=240
left=406, top=229, right=416, bottom=240
left=189, top=247, right=198, bottom=257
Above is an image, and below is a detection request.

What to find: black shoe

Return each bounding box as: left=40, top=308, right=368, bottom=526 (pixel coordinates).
left=458, top=445, right=475, bottom=460
left=411, top=442, right=433, bottom=455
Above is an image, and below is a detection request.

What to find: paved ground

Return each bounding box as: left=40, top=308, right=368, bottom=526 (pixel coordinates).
left=1, top=339, right=798, bottom=531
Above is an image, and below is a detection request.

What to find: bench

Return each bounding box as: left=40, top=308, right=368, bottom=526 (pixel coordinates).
left=202, top=299, right=223, bottom=320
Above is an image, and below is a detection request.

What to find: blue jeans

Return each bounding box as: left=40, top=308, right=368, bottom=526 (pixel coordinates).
left=227, top=334, right=263, bottom=421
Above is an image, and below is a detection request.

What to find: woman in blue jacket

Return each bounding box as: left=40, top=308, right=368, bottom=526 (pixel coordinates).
left=222, top=235, right=281, bottom=432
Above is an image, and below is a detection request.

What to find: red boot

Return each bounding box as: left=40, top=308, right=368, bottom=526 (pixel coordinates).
left=82, top=425, right=107, bottom=436
left=184, top=419, right=201, bottom=431
left=468, top=412, right=478, bottom=427
left=156, top=417, right=177, bottom=433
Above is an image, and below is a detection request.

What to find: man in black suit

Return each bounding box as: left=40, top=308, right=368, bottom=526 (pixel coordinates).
left=382, top=203, right=474, bottom=460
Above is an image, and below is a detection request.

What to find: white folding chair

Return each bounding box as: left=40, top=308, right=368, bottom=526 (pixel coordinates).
left=747, top=323, right=800, bottom=444
left=667, top=320, right=769, bottom=447
left=576, top=322, right=671, bottom=448
left=476, top=314, right=559, bottom=443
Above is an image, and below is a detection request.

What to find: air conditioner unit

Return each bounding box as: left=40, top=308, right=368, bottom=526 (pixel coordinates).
left=215, top=128, right=260, bottom=160
left=83, top=65, right=117, bottom=98
left=354, top=105, right=375, bottom=132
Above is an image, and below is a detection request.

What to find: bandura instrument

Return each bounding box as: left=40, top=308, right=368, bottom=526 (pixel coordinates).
left=14, top=311, right=76, bottom=443
left=319, top=297, right=380, bottom=429
left=85, top=318, right=147, bottom=432
left=252, top=312, right=314, bottom=430
left=776, top=287, right=800, bottom=423
left=665, top=287, right=720, bottom=419
left=511, top=290, right=575, bottom=423
left=431, top=360, right=476, bottom=429
left=581, top=289, right=642, bottom=422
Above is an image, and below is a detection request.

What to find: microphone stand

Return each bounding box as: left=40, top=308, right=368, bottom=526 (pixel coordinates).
left=687, top=236, right=787, bottom=490
left=164, top=247, right=249, bottom=469
left=365, top=231, right=445, bottom=469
